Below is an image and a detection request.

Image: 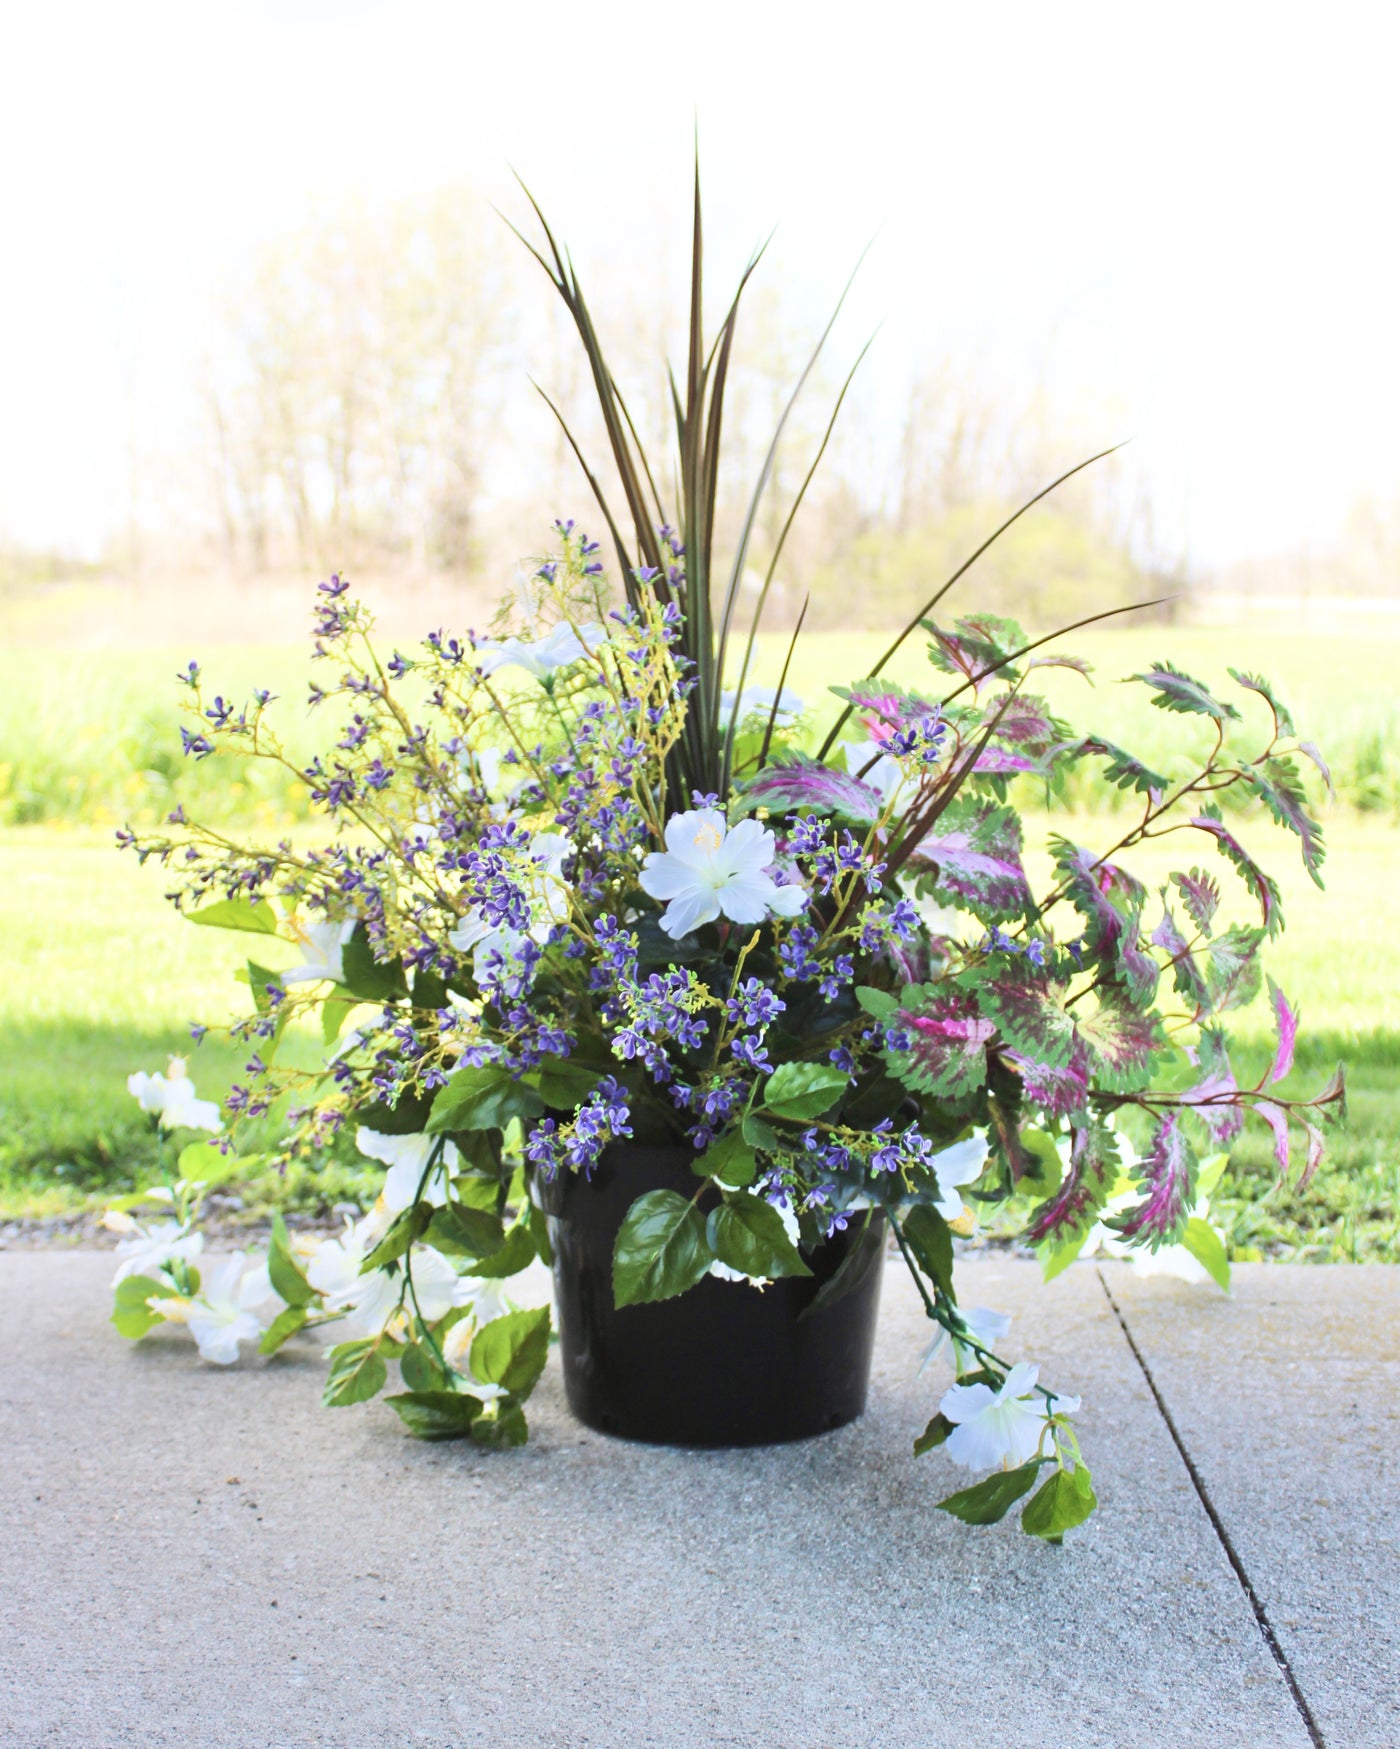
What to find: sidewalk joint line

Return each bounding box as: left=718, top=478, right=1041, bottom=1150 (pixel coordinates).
left=1096, top=1267, right=1326, bottom=1749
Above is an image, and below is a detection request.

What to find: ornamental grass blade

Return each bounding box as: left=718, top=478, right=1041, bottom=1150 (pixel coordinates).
left=816, top=443, right=1127, bottom=760
left=756, top=593, right=810, bottom=770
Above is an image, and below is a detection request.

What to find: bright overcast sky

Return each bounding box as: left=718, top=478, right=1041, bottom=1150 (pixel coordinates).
left=3, top=0, right=1398, bottom=571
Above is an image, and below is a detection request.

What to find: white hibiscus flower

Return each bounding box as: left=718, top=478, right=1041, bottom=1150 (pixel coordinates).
left=639, top=809, right=807, bottom=939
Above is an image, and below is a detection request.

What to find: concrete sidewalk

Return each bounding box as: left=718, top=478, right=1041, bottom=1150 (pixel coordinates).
left=0, top=1254, right=1393, bottom=1749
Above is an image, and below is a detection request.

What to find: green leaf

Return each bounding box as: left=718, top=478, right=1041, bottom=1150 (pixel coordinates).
left=425, top=1066, right=544, bottom=1134
left=1181, top=1216, right=1232, bottom=1292
left=936, top=1460, right=1047, bottom=1525
left=1021, top=1462, right=1097, bottom=1540
left=913, top=1411, right=955, bottom=1456
left=322, top=1339, right=388, bottom=1407
left=360, top=1203, right=432, bottom=1273
left=1131, top=661, right=1241, bottom=722
left=176, top=1141, right=237, bottom=1189
left=399, top=1339, right=448, bottom=1393
left=761, top=1061, right=848, bottom=1121
left=268, top=1213, right=317, bottom=1308
left=111, top=1274, right=169, bottom=1339
left=902, top=1205, right=955, bottom=1298
left=465, top=1221, right=536, bottom=1279
left=531, top=1057, right=605, bottom=1110
left=1039, top=1232, right=1091, bottom=1283
left=470, top=1305, right=552, bottom=1395
left=692, top=1129, right=758, bottom=1186
left=741, top=1111, right=783, bottom=1152
left=321, top=990, right=361, bottom=1045
left=707, top=1192, right=812, bottom=1280
left=187, top=897, right=280, bottom=935
left=386, top=1389, right=483, bottom=1441
left=612, top=1189, right=713, bottom=1307
left=470, top=1400, right=529, bottom=1448
left=426, top=1201, right=506, bottom=1260
left=258, top=1304, right=309, bottom=1355
left=855, top=985, right=900, bottom=1024
left=339, top=922, right=409, bottom=1002
left=240, top=960, right=287, bottom=1020
left=527, top=1201, right=553, bottom=1266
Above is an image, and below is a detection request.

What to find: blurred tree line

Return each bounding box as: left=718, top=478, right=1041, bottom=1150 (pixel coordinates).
left=196, top=192, right=1177, bottom=630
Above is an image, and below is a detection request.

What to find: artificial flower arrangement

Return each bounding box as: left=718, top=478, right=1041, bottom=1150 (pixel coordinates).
left=108, top=183, right=1343, bottom=1540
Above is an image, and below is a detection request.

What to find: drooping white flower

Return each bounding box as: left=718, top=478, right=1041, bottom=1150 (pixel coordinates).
left=304, top=1214, right=380, bottom=1299
left=929, top=1133, right=989, bottom=1222
left=473, top=621, right=606, bottom=681
left=721, top=684, right=805, bottom=727
left=318, top=1243, right=464, bottom=1341
left=126, top=1058, right=223, bottom=1133
left=639, top=809, right=808, bottom=939
left=920, top=1304, right=1012, bottom=1375
left=355, top=1128, right=460, bottom=1214
left=152, top=1251, right=269, bottom=1365
left=281, top=918, right=356, bottom=986
left=105, top=1212, right=205, bottom=1285
left=940, top=1361, right=1081, bottom=1470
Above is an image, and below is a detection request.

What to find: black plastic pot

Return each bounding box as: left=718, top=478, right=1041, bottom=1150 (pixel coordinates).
left=539, top=1143, right=885, bottom=1447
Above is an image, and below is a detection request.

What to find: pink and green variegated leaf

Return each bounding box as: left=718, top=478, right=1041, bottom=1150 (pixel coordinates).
left=1110, top=1113, right=1198, bottom=1246
left=1080, top=737, right=1171, bottom=799
left=1298, top=739, right=1333, bottom=795
left=740, top=756, right=883, bottom=825
left=1205, top=925, right=1264, bottom=1016
left=1178, top=1024, right=1244, bottom=1145
left=1131, top=661, right=1242, bottom=723
left=1027, top=652, right=1093, bottom=680
left=1228, top=668, right=1296, bottom=738
left=982, top=692, right=1060, bottom=751
left=1247, top=757, right=1325, bottom=886
left=833, top=681, right=939, bottom=733
left=1266, top=976, right=1299, bottom=1084
left=1025, top=1119, right=1120, bottom=1247
left=1253, top=1100, right=1291, bottom=1178
left=1171, top=867, right=1220, bottom=937
left=887, top=993, right=996, bottom=1101
left=978, top=966, right=1078, bottom=1069
left=906, top=796, right=1032, bottom=922
left=1314, top=1063, right=1348, bottom=1123
left=972, top=745, right=1043, bottom=776
left=1300, top=1121, right=1326, bottom=1191
left=1151, top=903, right=1209, bottom=1010
left=1190, top=809, right=1284, bottom=936
left=1076, top=989, right=1166, bottom=1093
left=926, top=615, right=1027, bottom=693
left=1004, top=1044, right=1091, bottom=1120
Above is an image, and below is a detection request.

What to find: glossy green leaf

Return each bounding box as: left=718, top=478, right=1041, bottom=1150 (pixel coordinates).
left=1021, top=1461, right=1097, bottom=1540
left=111, top=1274, right=168, bottom=1339
left=692, top=1130, right=758, bottom=1185
left=386, top=1389, right=483, bottom=1441
left=1181, top=1217, right=1232, bottom=1292
left=322, top=1339, right=388, bottom=1407
left=761, top=1061, right=848, bottom=1121
left=426, top=1201, right=506, bottom=1260
left=398, top=1340, right=449, bottom=1393
left=470, top=1305, right=552, bottom=1396
left=360, top=1203, right=432, bottom=1273
left=913, top=1411, right=955, bottom=1456
left=176, top=1141, right=237, bottom=1189
left=425, top=1066, right=544, bottom=1134
left=531, top=1058, right=605, bottom=1110
left=470, top=1400, right=529, bottom=1447
left=339, top=923, right=409, bottom=1002
left=707, top=1192, right=811, bottom=1280
left=613, top=1189, right=712, bottom=1307
left=902, top=1205, right=955, bottom=1298
left=258, top=1304, right=309, bottom=1355
left=186, top=897, right=280, bottom=935
left=936, top=1460, right=1047, bottom=1525
left=268, top=1213, right=317, bottom=1308
left=465, top=1221, right=536, bottom=1279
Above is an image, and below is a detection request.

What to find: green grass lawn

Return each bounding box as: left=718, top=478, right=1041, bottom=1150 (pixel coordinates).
left=4, top=809, right=1396, bottom=1256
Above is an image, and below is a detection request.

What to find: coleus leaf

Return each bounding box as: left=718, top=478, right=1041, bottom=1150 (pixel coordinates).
left=1298, top=740, right=1333, bottom=794
left=1205, top=925, right=1264, bottom=1016
left=1051, top=840, right=1157, bottom=1008
left=1131, top=661, right=1242, bottom=722
left=906, top=796, right=1032, bottom=921
left=1171, top=867, right=1220, bottom=937
left=1004, top=1044, right=1091, bottom=1121
left=1228, top=668, right=1295, bottom=737
left=1253, top=1100, right=1291, bottom=1178
left=977, top=964, right=1078, bottom=1069
left=739, top=755, right=884, bottom=826
left=1267, top=976, right=1299, bottom=1084
left=1178, top=1024, right=1244, bottom=1146
left=981, top=691, right=1061, bottom=752
left=833, top=681, right=940, bottom=733
left=1190, top=808, right=1283, bottom=936
left=972, top=745, right=1044, bottom=776
left=1079, top=736, right=1171, bottom=798
left=1076, top=988, right=1167, bottom=1094
left=1025, top=1118, right=1120, bottom=1248
left=926, top=615, right=1026, bottom=692
left=1246, top=756, right=1326, bottom=887
left=1110, top=1112, right=1198, bottom=1246
left=884, top=989, right=995, bottom=1101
